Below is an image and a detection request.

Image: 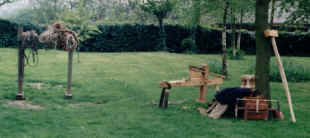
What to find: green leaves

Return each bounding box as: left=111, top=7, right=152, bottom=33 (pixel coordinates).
left=59, top=0, right=101, bottom=42
left=281, top=0, right=310, bottom=24
left=140, top=0, right=176, bottom=20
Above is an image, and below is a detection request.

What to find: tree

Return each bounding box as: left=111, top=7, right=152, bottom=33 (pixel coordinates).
left=269, top=0, right=276, bottom=25
left=281, top=0, right=310, bottom=24
left=140, top=0, right=176, bottom=50
left=221, top=0, right=229, bottom=76
left=60, top=0, right=101, bottom=42
left=255, top=0, right=271, bottom=99
left=190, top=0, right=201, bottom=46
left=0, top=0, right=14, bottom=7
left=229, top=0, right=255, bottom=58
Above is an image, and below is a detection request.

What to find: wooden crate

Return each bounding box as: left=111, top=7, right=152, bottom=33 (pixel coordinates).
left=243, top=97, right=269, bottom=120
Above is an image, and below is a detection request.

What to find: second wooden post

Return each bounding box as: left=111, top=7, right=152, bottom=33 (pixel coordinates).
left=65, top=49, right=73, bottom=99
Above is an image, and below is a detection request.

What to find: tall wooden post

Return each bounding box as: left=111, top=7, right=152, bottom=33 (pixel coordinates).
left=16, top=26, right=25, bottom=100
left=197, top=65, right=209, bottom=103
left=65, top=49, right=73, bottom=99
left=264, top=30, right=296, bottom=123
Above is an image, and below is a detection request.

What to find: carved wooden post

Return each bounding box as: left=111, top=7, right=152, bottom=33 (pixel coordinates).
left=159, top=82, right=171, bottom=108
left=16, top=26, right=25, bottom=100
left=65, top=49, right=73, bottom=99
left=197, top=65, right=209, bottom=103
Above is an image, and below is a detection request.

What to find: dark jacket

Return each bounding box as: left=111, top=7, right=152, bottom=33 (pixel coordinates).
left=215, top=88, right=253, bottom=105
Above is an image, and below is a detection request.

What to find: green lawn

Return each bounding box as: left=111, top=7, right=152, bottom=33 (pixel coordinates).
left=0, top=48, right=309, bottom=138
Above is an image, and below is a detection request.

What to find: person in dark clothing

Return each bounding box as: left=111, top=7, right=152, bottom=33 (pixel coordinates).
left=207, top=88, right=255, bottom=119
left=215, top=87, right=254, bottom=105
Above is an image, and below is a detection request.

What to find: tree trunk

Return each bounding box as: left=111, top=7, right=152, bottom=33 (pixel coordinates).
left=159, top=18, right=167, bottom=51
left=231, top=7, right=237, bottom=57
left=54, top=0, right=58, bottom=20
left=255, top=0, right=271, bottom=99
left=237, top=9, right=244, bottom=50
left=222, top=0, right=229, bottom=76
left=270, top=0, right=276, bottom=27
left=192, top=0, right=201, bottom=45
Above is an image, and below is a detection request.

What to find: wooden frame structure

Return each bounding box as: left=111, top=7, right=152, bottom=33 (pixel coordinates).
left=264, top=29, right=296, bottom=123
left=158, top=64, right=225, bottom=108
left=16, top=26, right=76, bottom=100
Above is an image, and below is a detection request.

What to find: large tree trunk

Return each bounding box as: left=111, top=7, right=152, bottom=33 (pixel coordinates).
left=221, top=0, right=229, bottom=76
left=255, top=0, right=271, bottom=99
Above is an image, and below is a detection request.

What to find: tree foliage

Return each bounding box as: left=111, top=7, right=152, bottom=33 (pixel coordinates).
left=281, top=0, right=310, bottom=24
left=140, top=0, right=176, bottom=21
left=140, top=0, right=176, bottom=50
left=59, top=0, right=101, bottom=42
left=0, top=0, right=14, bottom=7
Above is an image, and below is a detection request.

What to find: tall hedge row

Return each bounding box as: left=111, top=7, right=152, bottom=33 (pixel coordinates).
left=81, top=25, right=225, bottom=53
left=0, top=19, right=309, bottom=56
left=0, top=19, right=45, bottom=48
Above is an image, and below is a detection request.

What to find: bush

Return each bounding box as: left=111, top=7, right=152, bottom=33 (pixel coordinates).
left=180, top=37, right=197, bottom=54
left=207, top=59, right=222, bottom=74
left=227, top=48, right=246, bottom=60
left=246, top=59, right=310, bottom=82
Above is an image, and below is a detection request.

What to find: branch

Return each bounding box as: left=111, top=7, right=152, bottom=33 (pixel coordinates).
left=0, top=0, right=14, bottom=7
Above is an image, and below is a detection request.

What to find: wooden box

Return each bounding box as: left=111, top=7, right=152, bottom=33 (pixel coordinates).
left=243, top=97, right=269, bottom=120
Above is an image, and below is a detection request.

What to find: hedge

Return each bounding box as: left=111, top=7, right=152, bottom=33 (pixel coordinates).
left=0, top=19, right=45, bottom=48
left=0, top=19, right=309, bottom=56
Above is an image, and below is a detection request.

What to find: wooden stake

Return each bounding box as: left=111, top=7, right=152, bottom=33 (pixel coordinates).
left=265, top=30, right=296, bottom=123
left=16, top=26, right=25, bottom=100
left=198, top=85, right=207, bottom=103
left=270, top=37, right=296, bottom=123
left=65, top=49, right=73, bottom=99
left=159, top=88, right=166, bottom=108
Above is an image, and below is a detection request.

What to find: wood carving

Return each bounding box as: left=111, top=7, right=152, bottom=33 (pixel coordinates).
left=159, top=64, right=225, bottom=108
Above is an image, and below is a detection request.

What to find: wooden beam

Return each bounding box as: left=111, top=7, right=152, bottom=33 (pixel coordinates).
left=160, top=78, right=223, bottom=88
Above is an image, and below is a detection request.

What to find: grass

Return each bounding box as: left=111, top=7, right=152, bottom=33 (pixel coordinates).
left=0, top=48, right=309, bottom=138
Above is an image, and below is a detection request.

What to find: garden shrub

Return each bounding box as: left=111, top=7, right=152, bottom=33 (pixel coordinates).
left=180, top=37, right=197, bottom=54
left=246, top=59, right=310, bottom=82
left=207, top=59, right=222, bottom=74
left=227, top=48, right=246, bottom=60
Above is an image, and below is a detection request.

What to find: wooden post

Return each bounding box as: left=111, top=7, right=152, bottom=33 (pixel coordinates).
left=16, top=26, right=25, bottom=100
left=197, top=65, right=209, bottom=103
left=159, top=88, right=166, bottom=108
left=65, top=49, right=73, bottom=99
left=264, top=30, right=296, bottom=123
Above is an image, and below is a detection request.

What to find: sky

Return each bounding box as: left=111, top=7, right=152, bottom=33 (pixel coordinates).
left=0, top=0, right=30, bottom=18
